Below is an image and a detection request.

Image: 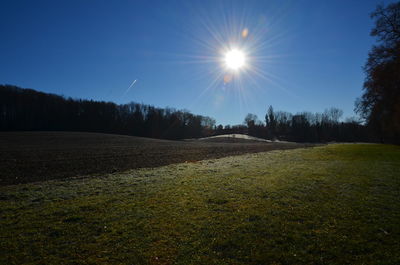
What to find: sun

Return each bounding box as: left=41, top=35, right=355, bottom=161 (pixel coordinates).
left=224, top=49, right=246, bottom=70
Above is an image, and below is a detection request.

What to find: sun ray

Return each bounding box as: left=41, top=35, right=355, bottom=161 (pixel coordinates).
left=155, top=1, right=300, bottom=121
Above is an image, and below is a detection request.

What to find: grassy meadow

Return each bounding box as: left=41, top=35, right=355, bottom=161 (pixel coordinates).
left=1, top=144, right=399, bottom=264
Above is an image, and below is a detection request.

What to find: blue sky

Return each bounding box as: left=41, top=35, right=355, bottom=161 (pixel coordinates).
left=0, top=0, right=390, bottom=125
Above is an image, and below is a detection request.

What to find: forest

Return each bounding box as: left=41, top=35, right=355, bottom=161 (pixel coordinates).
left=1, top=84, right=370, bottom=142
left=0, top=85, right=217, bottom=140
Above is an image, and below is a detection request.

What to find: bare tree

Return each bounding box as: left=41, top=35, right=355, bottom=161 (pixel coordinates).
left=356, top=2, right=400, bottom=142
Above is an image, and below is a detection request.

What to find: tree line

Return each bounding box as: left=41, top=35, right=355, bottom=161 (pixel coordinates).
left=0, top=84, right=375, bottom=143
left=0, top=84, right=216, bottom=139
left=213, top=106, right=369, bottom=143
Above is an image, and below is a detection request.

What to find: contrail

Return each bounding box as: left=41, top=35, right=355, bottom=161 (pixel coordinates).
left=123, top=79, right=137, bottom=96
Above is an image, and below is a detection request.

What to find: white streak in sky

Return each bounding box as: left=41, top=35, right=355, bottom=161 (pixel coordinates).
left=123, top=79, right=137, bottom=96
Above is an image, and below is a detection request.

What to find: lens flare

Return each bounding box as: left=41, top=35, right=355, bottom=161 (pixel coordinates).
left=161, top=2, right=295, bottom=113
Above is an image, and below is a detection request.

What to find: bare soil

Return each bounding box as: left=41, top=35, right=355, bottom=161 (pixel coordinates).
left=0, top=131, right=314, bottom=185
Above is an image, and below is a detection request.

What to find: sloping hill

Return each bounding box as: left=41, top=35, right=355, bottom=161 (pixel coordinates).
left=196, top=134, right=272, bottom=143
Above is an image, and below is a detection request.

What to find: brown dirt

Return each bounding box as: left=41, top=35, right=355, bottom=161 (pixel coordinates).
left=0, top=131, right=316, bottom=185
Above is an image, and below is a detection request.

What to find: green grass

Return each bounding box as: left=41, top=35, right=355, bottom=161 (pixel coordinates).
left=1, top=144, right=399, bottom=265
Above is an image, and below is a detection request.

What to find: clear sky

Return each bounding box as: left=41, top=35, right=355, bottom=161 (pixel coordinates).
left=0, top=0, right=391, bottom=125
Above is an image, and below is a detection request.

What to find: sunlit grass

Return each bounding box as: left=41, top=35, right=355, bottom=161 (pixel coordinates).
left=1, top=144, right=399, bottom=264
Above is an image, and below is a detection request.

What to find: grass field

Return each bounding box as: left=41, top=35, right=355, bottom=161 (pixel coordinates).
left=1, top=144, right=399, bottom=264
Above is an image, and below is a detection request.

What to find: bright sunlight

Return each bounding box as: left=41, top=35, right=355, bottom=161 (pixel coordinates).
left=224, top=49, right=246, bottom=70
